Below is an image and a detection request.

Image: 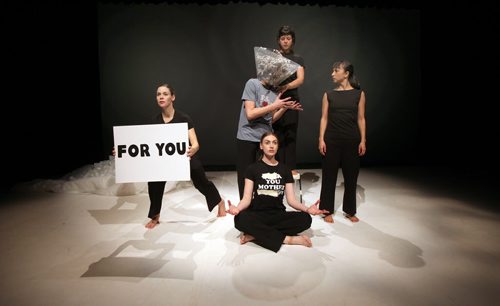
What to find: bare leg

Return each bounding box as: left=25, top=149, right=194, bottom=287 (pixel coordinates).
left=217, top=200, right=226, bottom=217
left=145, top=214, right=160, bottom=229
left=324, top=215, right=334, bottom=223
left=240, top=233, right=255, bottom=244
left=283, top=235, right=312, bottom=247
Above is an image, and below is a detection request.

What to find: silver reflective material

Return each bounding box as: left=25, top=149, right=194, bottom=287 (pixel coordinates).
left=254, top=46, right=300, bottom=87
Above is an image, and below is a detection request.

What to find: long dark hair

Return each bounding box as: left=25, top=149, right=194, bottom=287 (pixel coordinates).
left=333, top=60, right=361, bottom=89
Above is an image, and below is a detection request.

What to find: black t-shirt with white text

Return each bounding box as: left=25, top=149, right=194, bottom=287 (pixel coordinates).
left=245, top=160, right=294, bottom=211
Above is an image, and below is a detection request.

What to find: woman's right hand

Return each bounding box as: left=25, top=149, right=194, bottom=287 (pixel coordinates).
left=318, top=140, right=326, bottom=156
left=226, top=200, right=240, bottom=216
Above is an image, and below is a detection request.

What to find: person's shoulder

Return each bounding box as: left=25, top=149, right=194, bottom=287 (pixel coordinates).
left=175, top=108, right=187, bottom=116
left=277, top=163, right=293, bottom=181
left=248, top=160, right=265, bottom=171
left=278, top=162, right=292, bottom=173
left=174, top=109, right=193, bottom=121
left=151, top=113, right=163, bottom=124
left=245, top=160, right=262, bottom=177
left=290, top=53, right=304, bottom=65
left=245, top=78, right=262, bottom=90
left=249, top=160, right=262, bottom=167
left=246, top=78, right=259, bottom=85
left=293, top=53, right=304, bottom=60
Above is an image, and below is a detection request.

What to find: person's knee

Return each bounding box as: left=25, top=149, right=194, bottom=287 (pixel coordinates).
left=301, top=213, right=312, bottom=227
left=234, top=214, right=248, bottom=231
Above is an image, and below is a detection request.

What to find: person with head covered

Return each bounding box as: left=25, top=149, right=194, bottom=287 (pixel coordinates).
left=227, top=132, right=329, bottom=253
left=235, top=47, right=303, bottom=199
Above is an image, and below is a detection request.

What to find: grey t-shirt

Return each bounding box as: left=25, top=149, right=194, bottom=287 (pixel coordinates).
left=237, top=78, right=278, bottom=142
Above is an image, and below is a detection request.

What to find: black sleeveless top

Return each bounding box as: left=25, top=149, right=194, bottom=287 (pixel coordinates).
left=325, top=89, right=362, bottom=141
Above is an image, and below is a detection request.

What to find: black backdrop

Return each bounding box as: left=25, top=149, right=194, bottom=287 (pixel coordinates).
left=98, top=2, right=420, bottom=168
left=2, top=1, right=498, bottom=193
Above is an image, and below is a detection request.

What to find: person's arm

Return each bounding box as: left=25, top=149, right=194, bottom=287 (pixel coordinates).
left=226, top=179, right=254, bottom=215
left=271, top=89, right=304, bottom=123
left=284, top=182, right=308, bottom=212
left=357, top=91, right=366, bottom=156
left=284, top=183, right=329, bottom=215
left=187, top=128, right=200, bottom=158
left=318, top=93, right=329, bottom=156
left=244, top=92, right=294, bottom=121
left=280, top=66, right=304, bottom=92
left=271, top=100, right=303, bottom=123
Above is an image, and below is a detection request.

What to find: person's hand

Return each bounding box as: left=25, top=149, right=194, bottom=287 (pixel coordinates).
left=187, top=145, right=199, bottom=160
left=272, top=92, right=292, bottom=109
left=226, top=200, right=240, bottom=216
left=283, top=101, right=303, bottom=111
left=111, top=147, right=116, bottom=156
left=318, top=140, right=326, bottom=156
left=358, top=141, right=366, bottom=156
left=306, top=200, right=329, bottom=215
left=272, top=93, right=303, bottom=112
left=277, top=84, right=289, bottom=94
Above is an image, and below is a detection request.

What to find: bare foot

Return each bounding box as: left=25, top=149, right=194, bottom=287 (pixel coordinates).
left=240, top=233, right=255, bottom=244
left=217, top=200, right=226, bottom=217
left=345, top=214, right=359, bottom=223
left=284, top=235, right=312, bottom=247
left=324, top=215, right=334, bottom=223
left=145, top=216, right=160, bottom=229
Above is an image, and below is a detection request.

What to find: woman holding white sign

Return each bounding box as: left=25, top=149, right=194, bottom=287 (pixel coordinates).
left=146, top=84, right=226, bottom=229
left=226, top=132, right=329, bottom=252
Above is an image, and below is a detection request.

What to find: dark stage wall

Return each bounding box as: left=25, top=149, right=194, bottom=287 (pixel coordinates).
left=2, top=1, right=498, bottom=193
left=98, top=2, right=420, bottom=168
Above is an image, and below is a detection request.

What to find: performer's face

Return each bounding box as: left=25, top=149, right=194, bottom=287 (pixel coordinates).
left=156, top=86, right=175, bottom=108
left=278, top=35, right=293, bottom=53
left=260, top=135, right=278, bottom=157
left=332, top=65, right=348, bottom=84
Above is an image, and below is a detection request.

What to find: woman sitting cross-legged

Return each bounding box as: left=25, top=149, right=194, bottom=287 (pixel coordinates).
left=226, top=131, right=329, bottom=252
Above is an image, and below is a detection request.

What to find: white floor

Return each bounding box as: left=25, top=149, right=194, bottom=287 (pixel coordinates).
left=1, top=167, right=499, bottom=306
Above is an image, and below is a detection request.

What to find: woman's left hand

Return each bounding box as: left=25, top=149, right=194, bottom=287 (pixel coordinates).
left=306, top=200, right=329, bottom=215
left=358, top=142, right=366, bottom=156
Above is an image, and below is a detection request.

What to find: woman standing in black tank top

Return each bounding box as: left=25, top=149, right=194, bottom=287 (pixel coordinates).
left=318, top=60, right=366, bottom=223
left=272, top=25, right=305, bottom=178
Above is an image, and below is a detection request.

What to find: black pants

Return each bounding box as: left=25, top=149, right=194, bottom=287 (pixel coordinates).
left=319, top=139, right=360, bottom=216
left=236, top=139, right=260, bottom=199
left=147, top=156, right=221, bottom=219
left=234, top=210, right=312, bottom=252
left=273, top=110, right=299, bottom=170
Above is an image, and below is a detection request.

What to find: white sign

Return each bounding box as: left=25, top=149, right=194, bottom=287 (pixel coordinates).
left=113, top=123, right=190, bottom=183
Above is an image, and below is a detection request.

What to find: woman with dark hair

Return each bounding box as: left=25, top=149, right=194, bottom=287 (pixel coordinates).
left=227, top=132, right=328, bottom=252
left=146, top=83, right=227, bottom=228
left=272, top=25, right=305, bottom=178
left=318, top=60, right=367, bottom=223
left=236, top=54, right=303, bottom=200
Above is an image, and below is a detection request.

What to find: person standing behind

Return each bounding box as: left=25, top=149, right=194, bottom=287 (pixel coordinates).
left=236, top=77, right=302, bottom=200
left=318, top=60, right=366, bottom=223
left=227, top=132, right=329, bottom=252
left=272, top=25, right=305, bottom=177
left=146, top=83, right=226, bottom=228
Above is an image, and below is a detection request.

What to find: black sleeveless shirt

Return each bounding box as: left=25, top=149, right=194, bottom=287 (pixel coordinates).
left=325, top=89, right=362, bottom=141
